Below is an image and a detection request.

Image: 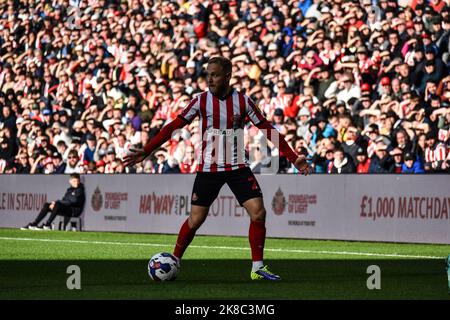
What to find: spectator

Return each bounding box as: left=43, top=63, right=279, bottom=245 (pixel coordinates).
left=369, top=143, right=394, bottom=173
left=330, top=148, right=356, bottom=174
left=402, top=152, right=425, bottom=173
left=53, top=152, right=66, bottom=174
left=272, top=108, right=287, bottom=134
left=0, top=132, right=14, bottom=163
left=316, top=65, right=335, bottom=102
left=104, top=146, right=118, bottom=174
left=395, top=129, right=412, bottom=153
left=65, top=149, right=82, bottom=174
left=0, top=0, right=448, bottom=175
left=96, top=160, right=106, bottom=173
left=180, top=144, right=198, bottom=174
left=124, top=107, right=142, bottom=131
left=356, top=147, right=371, bottom=173
left=41, top=156, right=56, bottom=174
left=336, top=73, right=361, bottom=106
left=341, top=126, right=362, bottom=165
left=296, top=107, right=310, bottom=139
left=390, top=148, right=405, bottom=173
left=312, top=138, right=332, bottom=173
left=15, top=152, right=31, bottom=174
left=83, top=134, right=97, bottom=163
left=153, top=148, right=180, bottom=174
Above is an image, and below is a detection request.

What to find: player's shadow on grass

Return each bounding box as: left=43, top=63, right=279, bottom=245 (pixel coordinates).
left=0, top=259, right=447, bottom=299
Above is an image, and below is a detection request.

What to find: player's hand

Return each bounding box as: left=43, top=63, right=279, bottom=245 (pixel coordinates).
left=123, top=148, right=148, bottom=167
left=294, top=155, right=313, bottom=176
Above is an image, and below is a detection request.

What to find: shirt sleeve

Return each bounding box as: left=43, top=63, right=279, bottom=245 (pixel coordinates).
left=143, top=117, right=186, bottom=154
left=245, top=95, right=266, bottom=126
left=256, top=120, right=298, bottom=164
left=178, top=96, right=200, bottom=123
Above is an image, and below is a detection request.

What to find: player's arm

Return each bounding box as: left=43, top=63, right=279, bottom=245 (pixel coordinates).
left=124, top=96, right=200, bottom=167
left=256, top=120, right=312, bottom=175
left=244, top=95, right=312, bottom=175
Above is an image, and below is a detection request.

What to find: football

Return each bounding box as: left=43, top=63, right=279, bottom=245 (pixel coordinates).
left=148, top=252, right=179, bottom=281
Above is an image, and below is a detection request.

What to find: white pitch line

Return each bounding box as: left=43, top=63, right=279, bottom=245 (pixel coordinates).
left=0, top=236, right=444, bottom=260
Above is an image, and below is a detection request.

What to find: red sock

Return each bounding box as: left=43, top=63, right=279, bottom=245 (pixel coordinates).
left=249, top=220, right=266, bottom=261
left=173, top=219, right=196, bottom=259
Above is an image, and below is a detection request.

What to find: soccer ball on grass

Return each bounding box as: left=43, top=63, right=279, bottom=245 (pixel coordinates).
left=147, top=252, right=179, bottom=281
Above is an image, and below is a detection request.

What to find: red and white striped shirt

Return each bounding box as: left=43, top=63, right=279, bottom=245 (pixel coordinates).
left=438, top=129, right=449, bottom=143
left=425, top=143, right=447, bottom=163
left=179, top=90, right=266, bottom=172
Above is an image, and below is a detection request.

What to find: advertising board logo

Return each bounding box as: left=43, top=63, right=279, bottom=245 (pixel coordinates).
left=272, top=187, right=286, bottom=215
left=139, top=193, right=190, bottom=216
left=91, top=186, right=103, bottom=212
left=272, top=187, right=318, bottom=228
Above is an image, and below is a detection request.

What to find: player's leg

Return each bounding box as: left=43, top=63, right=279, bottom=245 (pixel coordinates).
left=227, top=167, right=280, bottom=280
left=173, top=205, right=209, bottom=260
left=243, top=197, right=266, bottom=270
left=242, top=197, right=280, bottom=280
left=173, top=172, right=224, bottom=261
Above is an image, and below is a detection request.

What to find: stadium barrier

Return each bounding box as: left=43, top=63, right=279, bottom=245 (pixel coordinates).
left=0, top=174, right=449, bottom=244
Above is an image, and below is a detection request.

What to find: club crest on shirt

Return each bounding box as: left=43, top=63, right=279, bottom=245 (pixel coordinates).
left=192, top=193, right=198, bottom=201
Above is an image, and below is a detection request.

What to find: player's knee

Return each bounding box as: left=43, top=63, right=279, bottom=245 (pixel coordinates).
left=251, top=207, right=266, bottom=221
left=188, top=214, right=206, bottom=230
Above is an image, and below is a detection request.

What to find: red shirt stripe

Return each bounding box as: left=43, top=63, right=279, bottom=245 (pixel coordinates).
left=210, top=95, right=220, bottom=172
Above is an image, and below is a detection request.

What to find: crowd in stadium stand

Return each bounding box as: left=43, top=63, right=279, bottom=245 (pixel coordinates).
left=0, top=0, right=449, bottom=174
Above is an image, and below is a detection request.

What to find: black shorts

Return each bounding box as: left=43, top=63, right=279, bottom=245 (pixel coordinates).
left=191, top=167, right=263, bottom=207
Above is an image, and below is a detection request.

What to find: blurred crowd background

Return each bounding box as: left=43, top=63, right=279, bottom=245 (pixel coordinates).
left=0, top=0, right=449, bottom=174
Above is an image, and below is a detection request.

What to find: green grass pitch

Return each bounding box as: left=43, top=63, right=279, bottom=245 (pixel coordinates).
left=0, top=228, right=449, bottom=300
